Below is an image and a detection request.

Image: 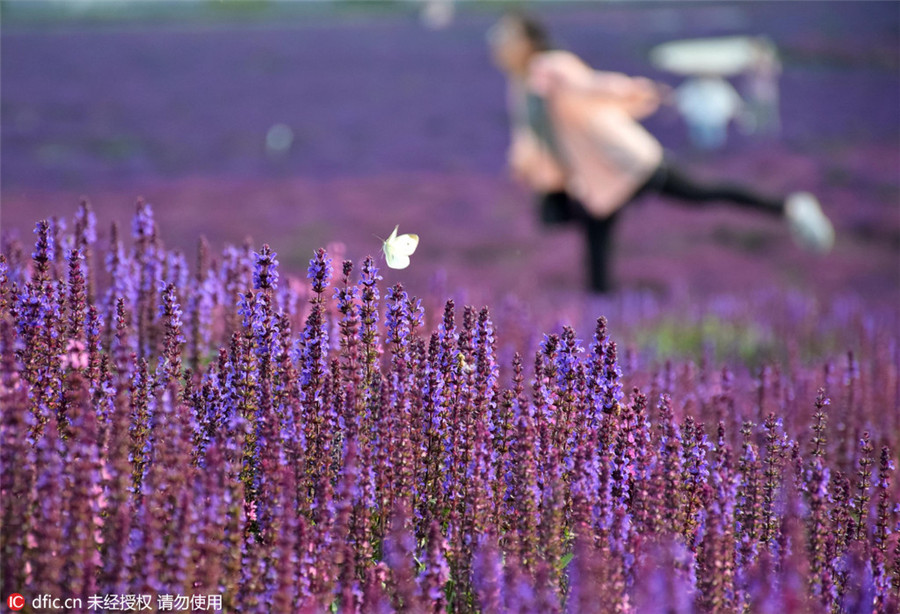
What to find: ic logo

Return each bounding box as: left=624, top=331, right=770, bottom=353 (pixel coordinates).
left=7, top=594, right=25, bottom=611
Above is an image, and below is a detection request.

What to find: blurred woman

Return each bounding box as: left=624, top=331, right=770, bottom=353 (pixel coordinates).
left=487, top=12, right=834, bottom=293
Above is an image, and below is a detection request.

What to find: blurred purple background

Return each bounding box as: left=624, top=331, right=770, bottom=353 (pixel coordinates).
left=2, top=0, right=898, bottom=306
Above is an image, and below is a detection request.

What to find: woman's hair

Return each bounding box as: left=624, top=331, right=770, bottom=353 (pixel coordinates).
left=506, top=11, right=553, bottom=52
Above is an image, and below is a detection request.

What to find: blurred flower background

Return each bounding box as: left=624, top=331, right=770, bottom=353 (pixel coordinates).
left=2, top=0, right=897, bottom=311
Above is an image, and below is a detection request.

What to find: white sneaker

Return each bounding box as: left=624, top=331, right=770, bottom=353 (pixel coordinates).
left=785, top=192, right=834, bottom=253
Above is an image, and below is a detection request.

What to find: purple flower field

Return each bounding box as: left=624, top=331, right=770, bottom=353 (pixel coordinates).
left=1, top=2, right=899, bottom=613
left=2, top=1, right=898, bottom=304
left=1, top=202, right=898, bottom=613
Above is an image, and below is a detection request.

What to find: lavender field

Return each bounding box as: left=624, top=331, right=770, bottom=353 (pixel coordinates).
left=1, top=2, right=899, bottom=613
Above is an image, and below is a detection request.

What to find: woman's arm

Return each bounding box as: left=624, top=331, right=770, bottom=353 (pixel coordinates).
left=579, top=72, right=664, bottom=118
left=529, top=51, right=667, bottom=119
left=507, top=127, right=567, bottom=192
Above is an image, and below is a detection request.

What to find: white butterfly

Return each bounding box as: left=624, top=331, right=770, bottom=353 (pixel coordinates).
left=382, top=225, right=419, bottom=270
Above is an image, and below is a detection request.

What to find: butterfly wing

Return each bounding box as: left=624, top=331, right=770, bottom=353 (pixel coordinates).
left=382, top=226, right=398, bottom=262
left=394, top=233, right=419, bottom=256
left=385, top=250, right=411, bottom=269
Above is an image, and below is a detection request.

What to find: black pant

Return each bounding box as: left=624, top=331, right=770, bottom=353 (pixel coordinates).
left=539, top=162, right=785, bottom=293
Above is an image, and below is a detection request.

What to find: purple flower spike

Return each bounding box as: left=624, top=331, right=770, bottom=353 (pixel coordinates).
left=31, top=219, right=55, bottom=271
left=253, top=244, right=280, bottom=291
left=307, top=247, right=333, bottom=298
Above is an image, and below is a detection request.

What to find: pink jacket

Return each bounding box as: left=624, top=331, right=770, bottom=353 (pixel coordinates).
left=508, top=50, right=664, bottom=219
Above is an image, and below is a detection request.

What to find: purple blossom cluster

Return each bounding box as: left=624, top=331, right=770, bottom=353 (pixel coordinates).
left=1, top=203, right=898, bottom=613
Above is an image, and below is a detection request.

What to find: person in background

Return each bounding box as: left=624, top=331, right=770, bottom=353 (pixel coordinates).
left=420, top=0, right=455, bottom=30
left=487, top=12, right=834, bottom=293
left=675, top=74, right=743, bottom=150
left=740, top=36, right=782, bottom=137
